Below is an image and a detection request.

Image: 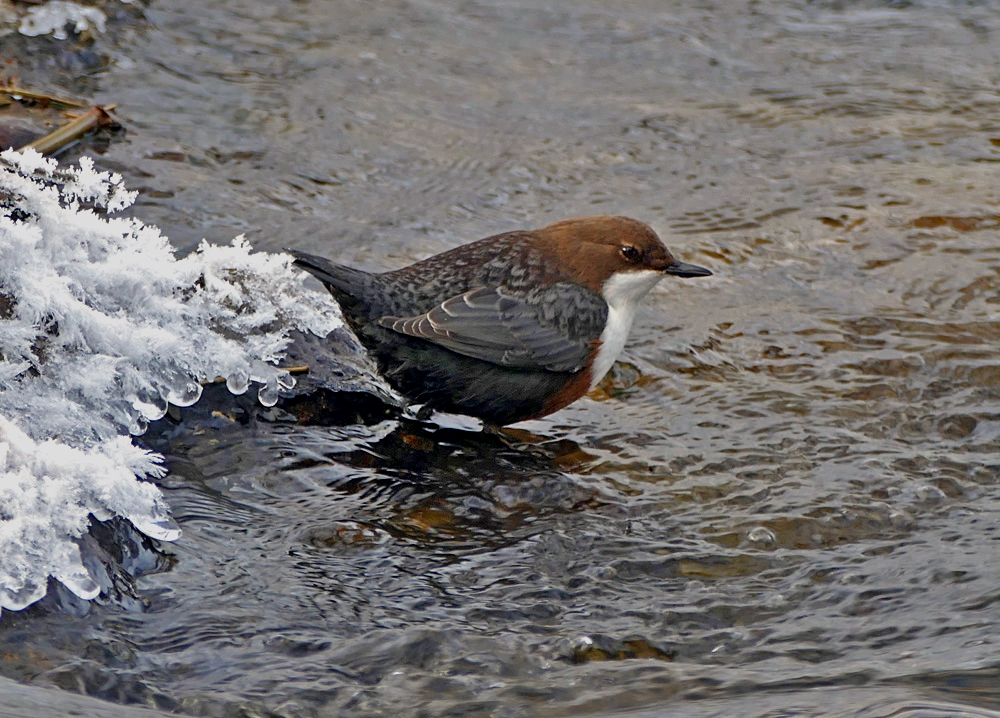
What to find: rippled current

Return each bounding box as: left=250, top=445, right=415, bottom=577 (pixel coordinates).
left=5, top=0, right=1000, bottom=716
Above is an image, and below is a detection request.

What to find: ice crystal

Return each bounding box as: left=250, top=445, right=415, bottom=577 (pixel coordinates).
left=0, top=149, right=346, bottom=613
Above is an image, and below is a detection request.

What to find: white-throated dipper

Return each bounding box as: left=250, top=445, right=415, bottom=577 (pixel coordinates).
left=291, top=215, right=711, bottom=427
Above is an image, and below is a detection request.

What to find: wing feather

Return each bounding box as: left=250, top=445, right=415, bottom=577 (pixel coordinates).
left=378, top=286, right=599, bottom=372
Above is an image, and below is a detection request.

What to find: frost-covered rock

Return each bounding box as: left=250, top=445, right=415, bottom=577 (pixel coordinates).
left=19, top=1, right=107, bottom=40
left=0, top=415, right=173, bottom=611
left=0, top=149, right=347, bottom=614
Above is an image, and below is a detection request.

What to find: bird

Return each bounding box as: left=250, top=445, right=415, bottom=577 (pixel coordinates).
left=290, top=215, right=711, bottom=427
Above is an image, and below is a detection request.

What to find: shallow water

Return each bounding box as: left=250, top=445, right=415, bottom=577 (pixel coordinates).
left=4, top=0, right=1000, bottom=715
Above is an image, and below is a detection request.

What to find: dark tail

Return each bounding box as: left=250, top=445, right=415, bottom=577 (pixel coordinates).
left=288, top=250, right=378, bottom=298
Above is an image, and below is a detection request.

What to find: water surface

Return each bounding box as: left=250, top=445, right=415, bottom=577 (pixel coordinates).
left=4, top=0, right=1000, bottom=715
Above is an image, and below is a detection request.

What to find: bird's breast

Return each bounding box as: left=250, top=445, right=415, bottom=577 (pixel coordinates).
left=588, top=304, right=635, bottom=390
left=589, top=270, right=663, bottom=389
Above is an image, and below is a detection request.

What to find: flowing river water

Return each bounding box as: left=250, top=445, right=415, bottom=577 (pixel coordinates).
left=4, top=0, right=1000, bottom=716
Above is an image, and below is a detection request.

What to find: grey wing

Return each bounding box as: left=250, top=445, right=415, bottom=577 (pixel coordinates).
left=378, top=286, right=603, bottom=373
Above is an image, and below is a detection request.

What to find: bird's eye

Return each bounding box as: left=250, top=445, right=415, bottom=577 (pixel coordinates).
left=621, top=245, right=640, bottom=262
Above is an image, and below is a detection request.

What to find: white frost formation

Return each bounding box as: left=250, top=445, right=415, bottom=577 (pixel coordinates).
left=0, top=416, right=170, bottom=611
left=18, top=1, right=108, bottom=40
left=0, top=149, right=344, bottom=614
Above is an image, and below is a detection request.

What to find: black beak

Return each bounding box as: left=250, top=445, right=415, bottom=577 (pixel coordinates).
left=663, top=260, right=712, bottom=278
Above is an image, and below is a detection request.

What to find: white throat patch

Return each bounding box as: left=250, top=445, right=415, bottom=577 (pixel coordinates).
left=589, top=270, right=663, bottom=389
